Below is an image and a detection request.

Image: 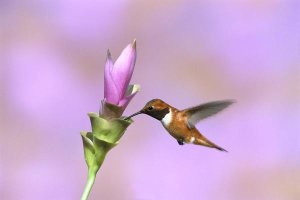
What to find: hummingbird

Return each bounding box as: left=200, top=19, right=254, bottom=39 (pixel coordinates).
left=125, top=99, right=234, bottom=152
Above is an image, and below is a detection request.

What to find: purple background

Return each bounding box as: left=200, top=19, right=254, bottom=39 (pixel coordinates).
left=1, top=1, right=300, bottom=199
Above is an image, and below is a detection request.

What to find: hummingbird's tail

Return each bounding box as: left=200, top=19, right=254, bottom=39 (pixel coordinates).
left=194, top=135, right=228, bottom=152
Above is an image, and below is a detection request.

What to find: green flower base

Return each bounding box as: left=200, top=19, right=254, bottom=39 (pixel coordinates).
left=80, top=111, right=133, bottom=200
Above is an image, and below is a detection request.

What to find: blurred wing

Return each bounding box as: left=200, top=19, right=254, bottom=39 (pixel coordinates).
left=183, top=100, right=235, bottom=129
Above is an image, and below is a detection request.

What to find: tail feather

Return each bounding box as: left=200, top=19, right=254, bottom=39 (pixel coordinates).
left=214, top=145, right=228, bottom=152
left=194, top=136, right=227, bottom=152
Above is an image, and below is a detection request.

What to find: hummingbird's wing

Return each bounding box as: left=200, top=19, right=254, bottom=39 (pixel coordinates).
left=183, top=100, right=235, bottom=129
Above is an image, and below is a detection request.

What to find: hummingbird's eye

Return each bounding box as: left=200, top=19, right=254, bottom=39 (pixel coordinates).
left=147, top=106, right=154, bottom=111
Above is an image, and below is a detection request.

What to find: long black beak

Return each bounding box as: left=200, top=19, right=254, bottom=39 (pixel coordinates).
left=124, top=111, right=143, bottom=120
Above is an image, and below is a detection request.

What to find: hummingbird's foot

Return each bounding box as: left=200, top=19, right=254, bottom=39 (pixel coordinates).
left=177, top=139, right=184, bottom=145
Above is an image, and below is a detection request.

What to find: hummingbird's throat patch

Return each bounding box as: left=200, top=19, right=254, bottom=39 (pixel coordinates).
left=161, top=110, right=172, bottom=126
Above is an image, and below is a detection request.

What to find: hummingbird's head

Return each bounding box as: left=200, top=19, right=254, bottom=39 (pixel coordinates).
left=125, top=99, right=170, bottom=120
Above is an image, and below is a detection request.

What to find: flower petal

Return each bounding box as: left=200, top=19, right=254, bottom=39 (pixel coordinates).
left=104, top=50, right=120, bottom=104
left=111, top=40, right=137, bottom=100
left=118, top=84, right=140, bottom=108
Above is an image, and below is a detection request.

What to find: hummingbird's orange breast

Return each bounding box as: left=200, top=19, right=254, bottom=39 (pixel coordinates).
left=162, top=109, right=197, bottom=142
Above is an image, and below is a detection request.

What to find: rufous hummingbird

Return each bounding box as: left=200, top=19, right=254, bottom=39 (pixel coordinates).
left=125, top=99, right=234, bottom=152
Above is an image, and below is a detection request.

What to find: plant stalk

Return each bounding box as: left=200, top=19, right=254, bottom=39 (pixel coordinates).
left=81, top=169, right=97, bottom=200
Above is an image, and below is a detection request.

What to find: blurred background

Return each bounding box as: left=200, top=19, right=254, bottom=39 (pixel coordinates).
left=1, top=0, right=299, bottom=199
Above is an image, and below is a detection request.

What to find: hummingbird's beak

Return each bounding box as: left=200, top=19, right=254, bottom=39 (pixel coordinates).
left=124, top=110, right=144, bottom=120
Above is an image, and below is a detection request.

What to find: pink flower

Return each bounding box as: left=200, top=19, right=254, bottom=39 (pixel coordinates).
left=103, top=40, right=140, bottom=113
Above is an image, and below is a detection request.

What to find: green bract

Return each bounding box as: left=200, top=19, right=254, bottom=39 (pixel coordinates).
left=81, top=113, right=133, bottom=173
left=80, top=104, right=133, bottom=200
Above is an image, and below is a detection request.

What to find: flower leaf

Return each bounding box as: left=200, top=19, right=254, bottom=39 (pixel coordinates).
left=80, top=131, right=95, bottom=169
left=88, top=113, right=133, bottom=144
left=88, top=112, right=110, bottom=134
left=92, top=138, right=117, bottom=166
left=103, top=119, right=132, bottom=143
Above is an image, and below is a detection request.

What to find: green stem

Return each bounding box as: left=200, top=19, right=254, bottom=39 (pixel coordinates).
left=81, top=169, right=97, bottom=200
